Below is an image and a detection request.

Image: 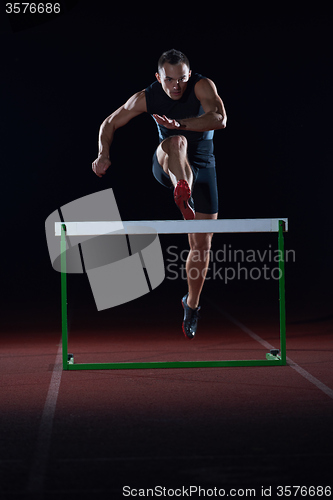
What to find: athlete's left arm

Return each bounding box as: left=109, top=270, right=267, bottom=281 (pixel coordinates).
left=180, top=78, right=227, bottom=131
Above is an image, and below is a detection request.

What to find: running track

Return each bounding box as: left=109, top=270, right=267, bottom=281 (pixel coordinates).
left=1, top=279, right=332, bottom=499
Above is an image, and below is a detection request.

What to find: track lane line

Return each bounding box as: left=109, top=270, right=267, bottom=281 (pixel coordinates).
left=208, top=302, right=333, bottom=400
left=27, top=341, right=63, bottom=494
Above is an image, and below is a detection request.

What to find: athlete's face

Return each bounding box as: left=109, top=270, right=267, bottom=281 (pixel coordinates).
left=156, top=63, right=191, bottom=100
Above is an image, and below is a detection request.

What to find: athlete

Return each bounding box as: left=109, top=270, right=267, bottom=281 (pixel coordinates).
left=92, top=49, right=227, bottom=339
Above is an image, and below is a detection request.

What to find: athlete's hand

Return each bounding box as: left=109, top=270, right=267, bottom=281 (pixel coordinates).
left=92, top=155, right=111, bottom=178
left=153, top=114, right=182, bottom=130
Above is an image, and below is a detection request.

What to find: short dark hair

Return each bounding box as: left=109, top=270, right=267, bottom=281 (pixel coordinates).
left=157, top=49, right=190, bottom=72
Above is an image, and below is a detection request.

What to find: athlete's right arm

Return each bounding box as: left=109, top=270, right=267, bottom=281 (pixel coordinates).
left=92, top=90, right=147, bottom=178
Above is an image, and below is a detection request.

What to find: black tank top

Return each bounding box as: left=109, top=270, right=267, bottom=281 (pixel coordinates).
left=145, top=73, right=215, bottom=167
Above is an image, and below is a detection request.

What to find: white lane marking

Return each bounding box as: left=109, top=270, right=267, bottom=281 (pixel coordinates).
left=27, top=342, right=63, bottom=493
left=210, top=303, right=333, bottom=401
left=286, top=360, right=333, bottom=400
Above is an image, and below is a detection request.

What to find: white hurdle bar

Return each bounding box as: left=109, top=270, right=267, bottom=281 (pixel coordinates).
left=55, top=218, right=288, bottom=236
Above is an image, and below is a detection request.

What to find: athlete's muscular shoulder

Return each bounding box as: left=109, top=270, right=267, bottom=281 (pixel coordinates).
left=124, top=90, right=147, bottom=113
left=111, top=90, right=147, bottom=130
left=194, top=78, right=219, bottom=101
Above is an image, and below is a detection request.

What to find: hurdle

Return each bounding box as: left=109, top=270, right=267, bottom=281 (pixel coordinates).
left=55, top=218, right=288, bottom=370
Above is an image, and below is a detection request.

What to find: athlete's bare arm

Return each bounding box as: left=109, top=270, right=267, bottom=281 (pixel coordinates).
left=153, top=78, right=227, bottom=132
left=92, top=90, right=147, bottom=177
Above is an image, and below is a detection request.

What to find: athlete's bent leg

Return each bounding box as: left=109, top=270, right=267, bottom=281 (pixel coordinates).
left=156, top=136, right=195, bottom=220
left=156, top=135, right=193, bottom=188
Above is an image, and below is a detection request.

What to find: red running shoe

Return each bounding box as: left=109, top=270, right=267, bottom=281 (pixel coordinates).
left=174, top=180, right=195, bottom=220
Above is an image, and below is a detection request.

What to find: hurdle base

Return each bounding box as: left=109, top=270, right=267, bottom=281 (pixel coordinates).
left=266, top=353, right=281, bottom=361
left=63, top=356, right=286, bottom=370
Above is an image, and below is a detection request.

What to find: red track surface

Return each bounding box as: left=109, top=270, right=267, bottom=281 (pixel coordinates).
left=1, top=284, right=332, bottom=499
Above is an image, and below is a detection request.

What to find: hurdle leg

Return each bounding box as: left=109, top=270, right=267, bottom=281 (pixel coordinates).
left=61, top=224, right=69, bottom=370
left=278, top=220, right=287, bottom=365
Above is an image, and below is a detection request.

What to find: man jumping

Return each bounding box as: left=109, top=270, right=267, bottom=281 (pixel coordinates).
left=92, top=49, right=227, bottom=339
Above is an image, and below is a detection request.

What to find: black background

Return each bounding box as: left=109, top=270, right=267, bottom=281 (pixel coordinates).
left=1, top=1, right=332, bottom=326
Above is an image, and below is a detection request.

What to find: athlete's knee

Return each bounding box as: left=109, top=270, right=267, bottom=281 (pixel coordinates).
left=170, top=135, right=187, bottom=151
left=189, top=233, right=213, bottom=255
left=163, top=135, right=187, bottom=155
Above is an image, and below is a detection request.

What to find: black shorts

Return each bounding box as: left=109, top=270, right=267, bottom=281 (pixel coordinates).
left=152, top=151, right=219, bottom=214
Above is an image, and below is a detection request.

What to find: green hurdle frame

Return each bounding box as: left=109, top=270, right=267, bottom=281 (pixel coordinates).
left=60, top=220, right=287, bottom=370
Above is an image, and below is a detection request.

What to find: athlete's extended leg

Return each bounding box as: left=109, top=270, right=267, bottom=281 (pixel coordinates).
left=156, top=136, right=195, bottom=219
left=182, top=211, right=217, bottom=339
left=186, top=212, right=217, bottom=309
